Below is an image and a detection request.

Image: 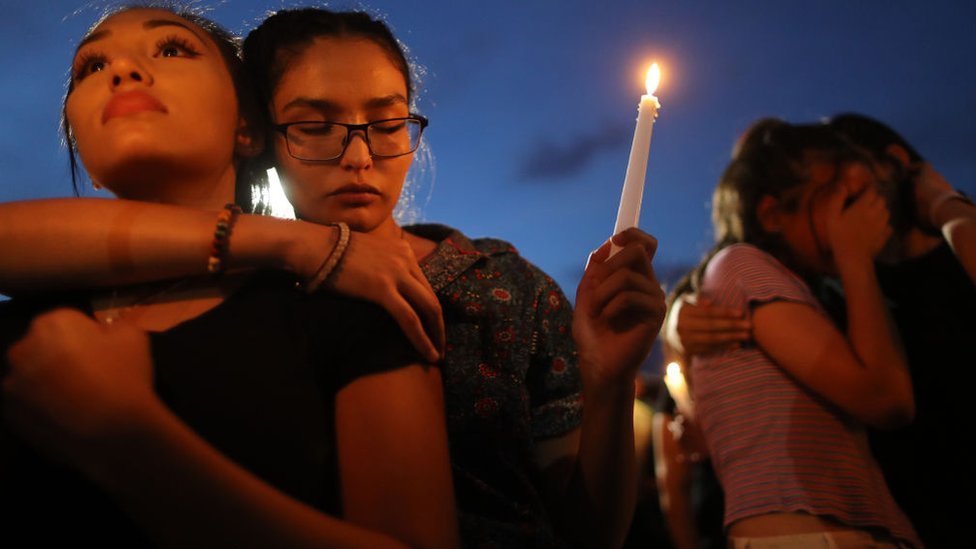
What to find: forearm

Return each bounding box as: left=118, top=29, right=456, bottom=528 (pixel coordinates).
left=652, top=413, right=699, bottom=549
left=552, top=227, right=662, bottom=546
left=663, top=297, right=686, bottom=354
left=0, top=199, right=330, bottom=293
left=563, top=378, right=638, bottom=549
left=838, top=259, right=913, bottom=423
left=83, top=402, right=408, bottom=549
left=935, top=197, right=976, bottom=285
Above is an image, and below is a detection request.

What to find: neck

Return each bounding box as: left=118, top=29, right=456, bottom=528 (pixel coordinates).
left=114, top=161, right=239, bottom=210
left=369, top=214, right=403, bottom=240
left=369, top=215, right=437, bottom=261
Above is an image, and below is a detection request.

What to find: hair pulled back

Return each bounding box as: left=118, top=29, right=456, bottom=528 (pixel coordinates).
left=242, top=7, right=414, bottom=117
left=671, top=119, right=855, bottom=300
left=62, top=2, right=263, bottom=209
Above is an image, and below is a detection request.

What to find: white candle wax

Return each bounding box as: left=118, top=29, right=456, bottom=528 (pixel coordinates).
left=611, top=64, right=661, bottom=255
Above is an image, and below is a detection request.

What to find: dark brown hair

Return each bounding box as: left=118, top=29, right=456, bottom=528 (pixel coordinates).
left=671, top=118, right=858, bottom=301
left=62, top=3, right=264, bottom=210
left=242, top=7, right=414, bottom=117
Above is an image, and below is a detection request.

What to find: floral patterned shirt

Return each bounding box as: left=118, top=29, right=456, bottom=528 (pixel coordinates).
left=406, top=224, right=582, bottom=549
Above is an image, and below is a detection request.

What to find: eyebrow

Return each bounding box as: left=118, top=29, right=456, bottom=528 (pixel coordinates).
left=76, top=18, right=209, bottom=51
left=281, top=94, right=408, bottom=114
left=144, top=19, right=208, bottom=44
left=366, top=94, right=409, bottom=109
left=281, top=97, right=341, bottom=113
left=77, top=29, right=110, bottom=49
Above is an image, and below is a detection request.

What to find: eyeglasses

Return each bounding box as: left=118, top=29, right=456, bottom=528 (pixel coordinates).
left=272, top=115, right=428, bottom=162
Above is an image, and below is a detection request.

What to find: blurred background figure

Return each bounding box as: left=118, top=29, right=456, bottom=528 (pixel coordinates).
left=667, top=113, right=975, bottom=547
left=668, top=119, right=921, bottom=547
left=823, top=113, right=976, bottom=548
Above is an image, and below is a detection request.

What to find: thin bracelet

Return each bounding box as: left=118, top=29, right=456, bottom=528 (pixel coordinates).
left=207, top=203, right=242, bottom=275
left=305, top=222, right=350, bottom=293
left=929, top=189, right=975, bottom=229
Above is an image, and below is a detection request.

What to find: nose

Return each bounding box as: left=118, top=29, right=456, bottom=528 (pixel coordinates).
left=339, top=129, right=372, bottom=171
left=109, top=55, right=152, bottom=89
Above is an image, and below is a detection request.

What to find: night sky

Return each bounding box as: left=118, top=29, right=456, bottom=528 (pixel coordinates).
left=3, top=0, right=974, bottom=300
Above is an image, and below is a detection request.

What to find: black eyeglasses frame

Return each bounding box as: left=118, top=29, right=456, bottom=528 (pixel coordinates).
left=271, top=115, right=429, bottom=162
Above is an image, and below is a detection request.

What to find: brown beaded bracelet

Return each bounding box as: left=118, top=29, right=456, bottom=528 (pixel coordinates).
left=206, top=203, right=242, bottom=275
left=305, top=222, right=351, bottom=293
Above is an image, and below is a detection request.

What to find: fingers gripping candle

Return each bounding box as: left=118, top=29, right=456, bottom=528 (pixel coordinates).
left=611, top=63, right=661, bottom=256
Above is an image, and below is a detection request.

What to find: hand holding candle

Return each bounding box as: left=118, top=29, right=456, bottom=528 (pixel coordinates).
left=611, top=63, right=661, bottom=256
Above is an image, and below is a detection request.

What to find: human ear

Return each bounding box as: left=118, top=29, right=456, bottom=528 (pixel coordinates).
left=757, top=195, right=783, bottom=233
left=885, top=144, right=912, bottom=169
left=235, top=117, right=265, bottom=158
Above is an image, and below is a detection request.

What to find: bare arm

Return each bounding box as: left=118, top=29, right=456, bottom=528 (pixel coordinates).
left=538, top=229, right=667, bottom=548
left=3, top=310, right=456, bottom=548
left=937, top=198, right=976, bottom=284
left=337, top=366, right=459, bottom=549
left=651, top=410, right=703, bottom=549
left=914, top=164, right=976, bottom=284
left=0, top=198, right=442, bottom=362
left=753, top=183, right=912, bottom=429
left=0, top=198, right=303, bottom=289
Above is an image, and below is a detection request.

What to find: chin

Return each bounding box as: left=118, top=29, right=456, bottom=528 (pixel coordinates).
left=299, top=204, right=382, bottom=233
left=347, top=212, right=388, bottom=233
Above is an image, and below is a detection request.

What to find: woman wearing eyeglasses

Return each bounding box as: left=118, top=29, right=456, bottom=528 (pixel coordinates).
left=0, top=7, right=665, bottom=548
left=248, top=11, right=668, bottom=547
left=0, top=6, right=458, bottom=547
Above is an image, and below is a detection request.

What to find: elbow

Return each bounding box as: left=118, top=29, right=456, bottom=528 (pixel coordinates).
left=863, top=385, right=915, bottom=430
left=870, top=403, right=914, bottom=431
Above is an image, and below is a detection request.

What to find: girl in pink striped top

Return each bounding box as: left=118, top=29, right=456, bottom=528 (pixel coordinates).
left=678, top=119, right=921, bottom=548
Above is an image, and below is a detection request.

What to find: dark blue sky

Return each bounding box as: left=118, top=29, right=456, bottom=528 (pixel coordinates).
left=2, top=1, right=974, bottom=297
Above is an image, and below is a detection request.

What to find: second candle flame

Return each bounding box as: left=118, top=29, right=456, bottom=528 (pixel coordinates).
left=645, top=63, right=661, bottom=96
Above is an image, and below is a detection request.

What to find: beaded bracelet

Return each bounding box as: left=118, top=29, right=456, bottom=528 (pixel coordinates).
left=305, top=222, right=351, bottom=293
left=206, top=203, right=242, bottom=275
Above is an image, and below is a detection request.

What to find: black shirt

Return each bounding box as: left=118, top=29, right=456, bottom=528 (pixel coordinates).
left=0, top=272, right=421, bottom=545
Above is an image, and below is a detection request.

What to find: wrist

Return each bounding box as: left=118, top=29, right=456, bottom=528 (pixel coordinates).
left=75, top=396, right=169, bottom=486
left=582, top=369, right=636, bottom=403
left=303, top=222, right=350, bottom=292
left=833, top=251, right=876, bottom=280
left=929, top=189, right=975, bottom=229
left=221, top=215, right=310, bottom=274
left=286, top=221, right=338, bottom=279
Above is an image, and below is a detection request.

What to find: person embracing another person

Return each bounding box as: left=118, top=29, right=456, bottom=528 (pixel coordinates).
left=0, top=5, right=668, bottom=548
left=669, top=119, right=922, bottom=548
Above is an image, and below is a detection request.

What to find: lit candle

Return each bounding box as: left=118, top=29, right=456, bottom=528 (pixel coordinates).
left=663, top=361, right=690, bottom=407
left=611, top=63, right=661, bottom=255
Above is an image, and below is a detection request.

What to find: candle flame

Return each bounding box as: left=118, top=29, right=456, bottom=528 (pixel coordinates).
left=645, top=63, right=661, bottom=96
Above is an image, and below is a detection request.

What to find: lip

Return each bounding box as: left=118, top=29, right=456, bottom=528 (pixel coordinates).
left=102, top=91, right=168, bottom=123
left=329, top=184, right=381, bottom=196
left=328, top=183, right=381, bottom=206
